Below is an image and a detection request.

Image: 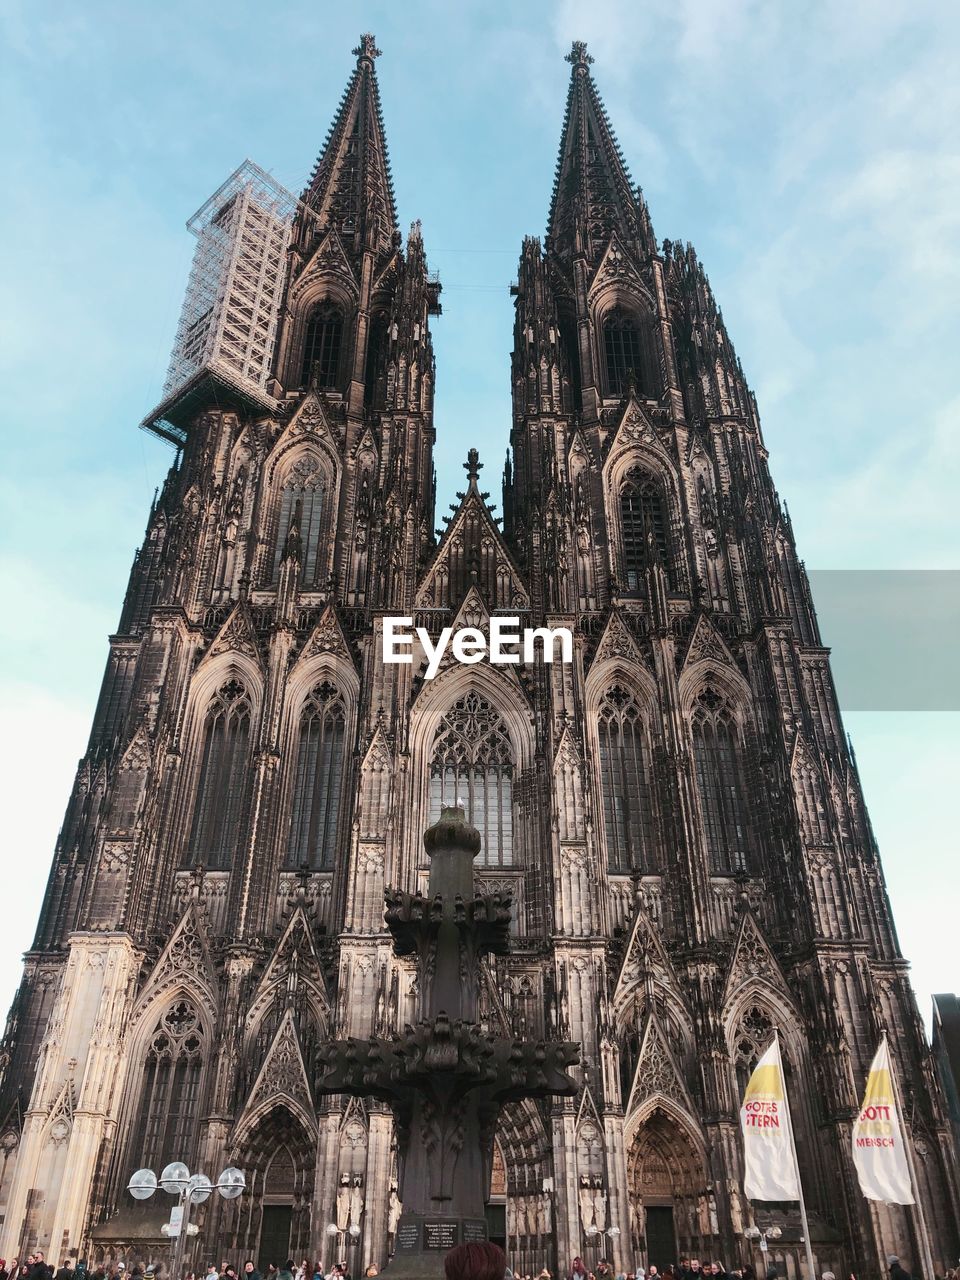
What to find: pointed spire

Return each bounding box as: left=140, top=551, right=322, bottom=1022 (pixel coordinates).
left=302, top=34, right=399, bottom=257
left=549, top=40, right=654, bottom=262
left=464, top=448, right=483, bottom=492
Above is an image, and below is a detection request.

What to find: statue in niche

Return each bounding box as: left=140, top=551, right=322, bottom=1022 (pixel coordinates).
left=349, top=1172, right=364, bottom=1227
left=335, top=1172, right=351, bottom=1230
left=592, top=1174, right=607, bottom=1231
left=578, top=1173, right=595, bottom=1230
left=388, top=1183, right=402, bottom=1240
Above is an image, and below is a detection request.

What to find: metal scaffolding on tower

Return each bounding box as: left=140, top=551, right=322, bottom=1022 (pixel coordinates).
left=142, top=159, right=298, bottom=444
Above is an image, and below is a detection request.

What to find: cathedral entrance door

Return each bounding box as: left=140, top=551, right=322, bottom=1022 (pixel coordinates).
left=259, top=1205, right=293, bottom=1270
left=645, top=1206, right=677, bottom=1268
left=627, top=1106, right=706, bottom=1263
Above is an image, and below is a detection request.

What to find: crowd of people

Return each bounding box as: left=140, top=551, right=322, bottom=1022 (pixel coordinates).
left=0, top=1244, right=944, bottom=1280
left=444, top=1244, right=940, bottom=1280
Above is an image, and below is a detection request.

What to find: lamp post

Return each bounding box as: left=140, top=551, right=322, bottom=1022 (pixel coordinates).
left=325, top=1222, right=361, bottom=1263
left=585, top=1224, right=621, bottom=1268
left=744, top=1224, right=782, bottom=1272
left=128, top=1162, right=246, bottom=1280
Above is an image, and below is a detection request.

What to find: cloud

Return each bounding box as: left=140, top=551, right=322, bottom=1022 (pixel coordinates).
left=0, top=684, right=91, bottom=1017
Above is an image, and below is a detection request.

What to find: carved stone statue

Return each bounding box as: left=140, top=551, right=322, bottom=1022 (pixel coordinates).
left=578, top=1173, right=595, bottom=1230
left=592, top=1174, right=607, bottom=1231
left=388, top=1184, right=402, bottom=1237
left=348, top=1173, right=363, bottom=1227
left=335, top=1172, right=351, bottom=1230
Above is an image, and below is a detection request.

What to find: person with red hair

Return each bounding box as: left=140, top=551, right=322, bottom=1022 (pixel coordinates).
left=443, top=1243, right=508, bottom=1280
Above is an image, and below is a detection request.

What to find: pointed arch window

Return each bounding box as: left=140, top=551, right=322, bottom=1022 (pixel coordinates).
left=287, top=681, right=346, bottom=871
left=603, top=307, right=644, bottom=397
left=132, top=1000, right=205, bottom=1170
left=271, top=455, right=325, bottom=586
left=188, top=679, right=251, bottom=869
left=691, top=687, right=750, bottom=874
left=364, top=312, right=389, bottom=409
left=300, top=301, right=343, bottom=389
left=597, top=684, right=655, bottom=873
left=621, top=470, right=669, bottom=589
left=429, top=692, right=514, bottom=867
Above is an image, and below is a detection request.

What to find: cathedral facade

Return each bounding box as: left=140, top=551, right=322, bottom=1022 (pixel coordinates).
left=0, top=34, right=957, bottom=1280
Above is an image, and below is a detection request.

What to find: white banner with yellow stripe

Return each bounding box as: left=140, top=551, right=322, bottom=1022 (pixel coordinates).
left=740, top=1035, right=801, bottom=1201
left=852, top=1039, right=915, bottom=1204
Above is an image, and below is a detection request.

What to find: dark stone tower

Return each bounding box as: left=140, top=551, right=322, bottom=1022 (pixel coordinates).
left=0, top=32, right=955, bottom=1280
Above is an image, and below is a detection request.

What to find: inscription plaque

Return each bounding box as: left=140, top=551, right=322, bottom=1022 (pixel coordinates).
left=423, top=1220, right=459, bottom=1251
left=396, top=1220, right=422, bottom=1254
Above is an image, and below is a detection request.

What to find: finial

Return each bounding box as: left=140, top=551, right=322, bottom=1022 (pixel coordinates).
left=353, top=33, right=381, bottom=63
left=464, top=448, right=483, bottom=484
left=566, top=40, right=594, bottom=70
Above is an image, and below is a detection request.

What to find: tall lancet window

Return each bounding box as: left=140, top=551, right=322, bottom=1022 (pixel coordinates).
left=287, top=681, right=346, bottom=871
left=188, top=679, right=251, bottom=869
left=691, top=687, right=750, bottom=874
left=597, top=684, right=655, bottom=873
left=271, top=455, right=325, bottom=586
left=620, top=470, right=669, bottom=589
left=300, top=301, right=343, bottom=389
left=429, top=692, right=514, bottom=867
left=603, top=307, right=644, bottom=396
left=132, top=1000, right=205, bottom=1171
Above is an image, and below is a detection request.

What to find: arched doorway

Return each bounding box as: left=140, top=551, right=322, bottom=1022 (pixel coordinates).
left=627, top=1107, right=708, bottom=1268
left=228, top=1106, right=316, bottom=1268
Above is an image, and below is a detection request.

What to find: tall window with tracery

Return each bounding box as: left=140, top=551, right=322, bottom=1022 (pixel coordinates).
left=621, top=470, right=669, bottom=589
left=132, top=1001, right=205, bottom=1171
left=300, top=301, right=343, bottom=389
left=287, top=681, right=346, bottom=871
left=188, top=679, right=251, bottom=869
left=597, top=685, right=656, bottom=873
left=429, top=692, right=514, bottom=867
left=603, top=307, right=644, bottom=396
left=271, top=455, right=325, bottom=586
left=691, top=687, right=750, bottom=874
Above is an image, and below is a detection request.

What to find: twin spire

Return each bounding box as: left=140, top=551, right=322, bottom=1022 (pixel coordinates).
left=305, top=37, right=652, bottom=262
left=303, top=32, right=399, bottom=258
left=550, top=40, right=655, bottom=260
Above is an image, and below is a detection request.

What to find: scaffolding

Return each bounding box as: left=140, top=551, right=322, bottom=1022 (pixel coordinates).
left=143, top=160, right=298, bottom=442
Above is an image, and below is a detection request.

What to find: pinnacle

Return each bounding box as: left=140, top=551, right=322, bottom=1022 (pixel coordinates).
left=352, top=32, right=381, bottom=62
left=565, top=39, right=594, bottom=70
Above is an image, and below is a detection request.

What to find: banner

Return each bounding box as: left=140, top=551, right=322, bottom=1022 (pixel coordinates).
left=740, top=1035, right=801, bottom=1201
left=852, top=1039, right=915, bottom=1204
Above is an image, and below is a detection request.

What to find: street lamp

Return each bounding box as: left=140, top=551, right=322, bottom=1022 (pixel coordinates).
left=325, top=1222, right=362, bottom=1244
left=585, top=1225, right=621, bottom=1241
left=744, top=1225, right=782, bottom=1261
left=128, top=1163, right=246, bottom=1280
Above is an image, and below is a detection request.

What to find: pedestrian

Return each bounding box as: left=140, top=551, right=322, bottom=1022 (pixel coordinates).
left=278, top=1262, right=295, bottom=1280
left=54, top=1262, right=75, bottom=1280
left=570, top=1261, right=589, bottom=1280
left=888, top=1260, right=913, bottom=1280
left=243, top=1263, right=261, bottom=1280
left=338, top=1263, right=351, bottom=1280
left=444, top=1245, right=508, bottom=1280
left=363, top=1269, right=378, bottom=1278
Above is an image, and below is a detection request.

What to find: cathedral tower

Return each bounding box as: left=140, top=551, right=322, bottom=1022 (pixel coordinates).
left=0, top=35, right=956, bottom=1280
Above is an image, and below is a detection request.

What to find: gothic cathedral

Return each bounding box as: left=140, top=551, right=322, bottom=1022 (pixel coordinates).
left=1, top=34, right=956, bottom=1280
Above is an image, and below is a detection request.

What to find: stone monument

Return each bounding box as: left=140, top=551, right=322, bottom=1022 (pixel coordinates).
left=315, top=806, right=580, bottom=1275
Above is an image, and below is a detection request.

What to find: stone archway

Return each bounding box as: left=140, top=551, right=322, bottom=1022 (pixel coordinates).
left=226, top=1105, right=316, bottom=1267
left=627, top=1106, right=709, bottom=1268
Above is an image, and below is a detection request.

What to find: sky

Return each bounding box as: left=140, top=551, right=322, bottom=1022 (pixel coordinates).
left=0, top=0, right=957, bottom=1033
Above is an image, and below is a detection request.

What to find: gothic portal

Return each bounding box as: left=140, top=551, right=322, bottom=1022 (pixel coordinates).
left=0, top=33, right=957, bottom=1280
